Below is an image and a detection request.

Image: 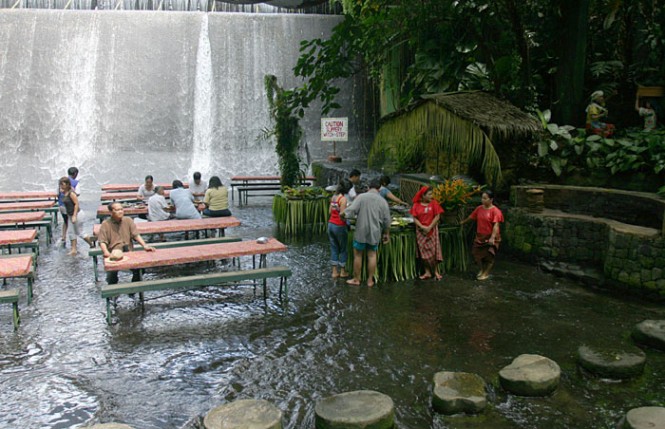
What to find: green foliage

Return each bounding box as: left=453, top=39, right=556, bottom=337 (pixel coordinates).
left=264, top=75, right=302, bottom=187
left=272, top=193, right=330, bottom=236
left=534, top=110, right=665, bottom=189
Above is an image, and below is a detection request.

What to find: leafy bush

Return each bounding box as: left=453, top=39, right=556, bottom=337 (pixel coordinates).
left=533, top=110, right=665, bottom=186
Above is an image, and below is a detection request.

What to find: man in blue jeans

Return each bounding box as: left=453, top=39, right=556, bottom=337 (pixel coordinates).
left=342, top=178, right=391, bottom=287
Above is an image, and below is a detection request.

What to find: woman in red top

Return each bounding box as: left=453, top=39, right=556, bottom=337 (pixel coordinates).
left=460, top=190, right=504, bottom=280
left=410, top=186, right=445, bottom=280
left=328, top=179, right=352, bottom=278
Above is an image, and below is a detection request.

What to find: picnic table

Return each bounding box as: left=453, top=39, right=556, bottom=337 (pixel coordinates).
left=0, top=230, right=39, bottom=255
left=96, top=203, right=204, bottom=221
left=101, top=183, right=187, bottom=192
left=0, top=211, right=51, bottom=244
left=92, top=216, right=241, bottom=238
left=0, top=191, right=57, bottom=202
left=0, top=201, right=59, bottom=226
left=103, top=237, right=286, bottom=274
left=0, top=211, right=46, bottom=225
left=0, top=254, right=35, bottom=304
left=230, top=175, right=316, bottom=205
left=100, top=190, right=171, bottom=202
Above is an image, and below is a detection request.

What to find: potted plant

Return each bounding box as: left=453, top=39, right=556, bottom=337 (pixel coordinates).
left=431, top=178, right=484, bottom=224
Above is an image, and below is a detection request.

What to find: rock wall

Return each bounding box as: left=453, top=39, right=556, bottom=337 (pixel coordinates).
left=504, top=208, right=665, bottom=299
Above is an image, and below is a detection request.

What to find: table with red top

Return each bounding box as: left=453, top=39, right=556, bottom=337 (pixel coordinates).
left=103, top=238, right=286, bottom=278
left=96, top=203, right=205, bottom=221
left=100, top=190, right=171, bottom=202
left=0, top=230, right=39, bottom=255
left=101, top=183, right=188, bottom=192
left=0, top=211, right=46, bottom=225
left=0, top=191, right=57, bottom=202
left=230, top=175, right=316, bottom=204
left=0, top=211, right=50, bottom=244
left=0, top=200, right=59, bottom=226
left=92, top=216, right=241, bottom=238
left=0, top=254, right=35, bottom=303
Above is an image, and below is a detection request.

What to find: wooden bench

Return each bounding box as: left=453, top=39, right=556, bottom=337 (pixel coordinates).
left=100, top=266, right=292, bottom=324
left=88, top=236, right=242, bottom=281
left=0, top=288, right=20, bottom=330
left=0, top=219, right=53, bottom=245
left=0, top=254, right=35, bottom=304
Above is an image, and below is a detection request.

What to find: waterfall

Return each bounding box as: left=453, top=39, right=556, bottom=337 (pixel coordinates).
left=190, top=12, right=214, bottom=180
left=0, top=10, right=365, bottom=194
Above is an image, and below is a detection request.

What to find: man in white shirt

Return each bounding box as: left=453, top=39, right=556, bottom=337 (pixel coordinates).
left=347, top=168, right=362, bottom=202
left=170, top=180, right=202, bottom=220
left=189, top=172, right=207, bottom=198
left=147, top=187, right=172, bottom=222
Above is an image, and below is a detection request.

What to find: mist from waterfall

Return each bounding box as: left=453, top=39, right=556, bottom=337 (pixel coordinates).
left=0, top=10, right=363, bottom=195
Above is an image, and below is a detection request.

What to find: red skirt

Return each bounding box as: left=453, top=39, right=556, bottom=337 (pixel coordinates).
left=471, top=233, right=501, bottom=264
left=416, top=225, right=443, bottom=265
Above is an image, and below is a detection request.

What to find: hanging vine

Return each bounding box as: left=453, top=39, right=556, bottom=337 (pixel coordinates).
left=264, top=74, right=302, bottom=188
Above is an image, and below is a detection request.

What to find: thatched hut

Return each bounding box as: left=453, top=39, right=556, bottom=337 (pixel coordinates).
left=368, top=91, right=541, bottom=187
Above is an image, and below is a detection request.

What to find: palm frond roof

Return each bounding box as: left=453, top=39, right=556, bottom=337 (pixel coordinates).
left=383, top=91, right=540, bottom=140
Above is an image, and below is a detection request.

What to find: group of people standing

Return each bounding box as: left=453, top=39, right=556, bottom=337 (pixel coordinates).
left=327, top=171, right=504, bottom=286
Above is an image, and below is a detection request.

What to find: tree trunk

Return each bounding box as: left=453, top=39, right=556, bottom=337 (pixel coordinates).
left=553, top=0, right=591, bottom=126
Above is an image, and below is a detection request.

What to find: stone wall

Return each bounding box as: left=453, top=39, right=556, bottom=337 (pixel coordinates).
left=504, top=208, right=665, bottom=299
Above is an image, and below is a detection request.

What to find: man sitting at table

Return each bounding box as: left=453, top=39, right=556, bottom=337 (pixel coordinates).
left=189, top=171, right=208, bottom=198
left=98, top=202, right=156, bottom=284
left=170, top=180, right=202, bottom=220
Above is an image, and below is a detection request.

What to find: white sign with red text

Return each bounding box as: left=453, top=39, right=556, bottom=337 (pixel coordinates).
left=321, top=117, right=348, bottom=141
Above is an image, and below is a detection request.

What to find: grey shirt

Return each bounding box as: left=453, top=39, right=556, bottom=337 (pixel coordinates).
left=344, top=189, right=391, bottom=246
left=169, top=187, right=201, bottom=219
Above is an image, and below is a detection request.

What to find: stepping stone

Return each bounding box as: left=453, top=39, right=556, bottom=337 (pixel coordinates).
left=632, top=320, right=665, bottom=351
left=315, top=390, right=394, bottom=429
left=499, top=354, right=560, bottom=397
left=577, top=345, right=646, bottom=379
left=619, top=406, right=665, bottom=429
left=87, top=424, right=134, bottom=429
left=432, top=371, right=487, bottom=415
left=204, top=399, right=282, bottom=429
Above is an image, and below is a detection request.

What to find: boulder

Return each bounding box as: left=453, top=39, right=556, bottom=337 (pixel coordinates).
left=315, top=390, right=394, bottom=429
left=632, top=320, right=665, bottom=351
left=499, top=354, right=560, bottom=396
left=204, top=399, right=282, bottom=429
left=619, top=406, right=665, bottom=429
left=577, top=345, right=646, bottom=379
left=432, top=371, right=487, bottom=415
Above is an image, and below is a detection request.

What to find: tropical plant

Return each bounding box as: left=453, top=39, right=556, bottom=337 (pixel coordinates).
left=431, top=178, right=484, bottom=211
left=263, top=75, right=302, bottom=188
left=272, top=192, right=330, bottom=236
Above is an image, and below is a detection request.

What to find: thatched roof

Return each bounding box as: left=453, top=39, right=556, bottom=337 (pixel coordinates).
left=387, top=91, right=541, bottom=141
left=368, top=92, right=540, bottom=186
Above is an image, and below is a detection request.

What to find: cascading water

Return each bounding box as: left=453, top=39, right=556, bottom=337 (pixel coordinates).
left=0, top=10, right=363, bottom=194
left=190, top=12, right=214, bottom=179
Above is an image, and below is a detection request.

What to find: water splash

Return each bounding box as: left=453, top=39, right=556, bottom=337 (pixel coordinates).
left=190, top=13, right=214, bottom=179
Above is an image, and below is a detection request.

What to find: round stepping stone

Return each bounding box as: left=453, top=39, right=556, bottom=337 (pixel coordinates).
left=577, top=345, right=646, bottom=379
left=432, top=371, right=487, bottom=415
left=87, top=425, right=134, bottom=429
left=499, top=354, right=560, bottom=397
left=620, top=406, right=665, bottom=429
left=204, top=399, right=282, bottom=429
left=315, top=390, right=394, bottom=429
left=632, top=320, right=665, bottom=351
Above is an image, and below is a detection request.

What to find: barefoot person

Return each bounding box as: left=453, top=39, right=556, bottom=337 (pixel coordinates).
left=342, top=178, right=391, bottom=287
left=410, top=186, right=444, bottom=280
left=460, top=190, right=504, bottom=281
left=328, top=179, right=352, bottom=279
left=98, top=202, right=156, bottom=284
left=58, top=176, right=93, bottom=255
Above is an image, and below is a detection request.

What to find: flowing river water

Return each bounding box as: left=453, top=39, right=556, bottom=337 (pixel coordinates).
left=0, top=196, right=663, bottom=429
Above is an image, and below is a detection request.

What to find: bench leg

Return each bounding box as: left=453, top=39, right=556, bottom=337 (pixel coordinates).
left=263, top=277, right=267, bottom=299
left=27, top=276, right=33, bottom=305
left=93, top=256, right=99, bottom=282
left=12, top=301, right=20, bottom=330
left=106, top=298, right=112, bottom=325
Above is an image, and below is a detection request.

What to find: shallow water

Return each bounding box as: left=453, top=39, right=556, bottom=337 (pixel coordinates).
left=0, top=196, right=663, bottom=429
